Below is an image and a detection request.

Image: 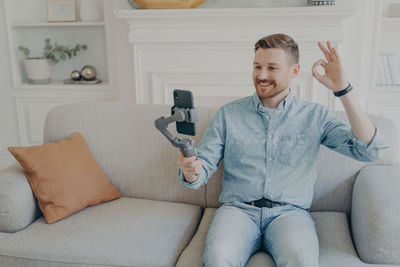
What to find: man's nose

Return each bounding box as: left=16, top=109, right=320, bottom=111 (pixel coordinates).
left=258, top=68, right=268, bottom=80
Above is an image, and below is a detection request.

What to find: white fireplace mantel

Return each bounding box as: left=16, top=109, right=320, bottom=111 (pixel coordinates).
left=115, top=6, right=356, bottom=108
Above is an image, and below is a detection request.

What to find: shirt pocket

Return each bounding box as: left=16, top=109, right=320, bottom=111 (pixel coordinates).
left=274, top=133, right=311, bottom=167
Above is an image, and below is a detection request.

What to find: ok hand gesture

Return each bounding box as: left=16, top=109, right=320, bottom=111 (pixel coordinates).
left=312, top=41, right=349, bottom=92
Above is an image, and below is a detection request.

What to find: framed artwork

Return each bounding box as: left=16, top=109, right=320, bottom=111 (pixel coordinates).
left=47, top=0, right=77, bottom=22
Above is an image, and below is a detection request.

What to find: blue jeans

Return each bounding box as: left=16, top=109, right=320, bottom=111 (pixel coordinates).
left=202, top=202, right=319, bottom=267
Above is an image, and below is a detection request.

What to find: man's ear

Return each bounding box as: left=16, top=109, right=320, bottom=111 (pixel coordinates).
left=291, top=63, right=300, bottom=78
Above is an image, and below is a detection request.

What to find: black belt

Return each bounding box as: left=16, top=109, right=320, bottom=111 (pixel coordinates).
left=245, top=198, right=282, bottom=208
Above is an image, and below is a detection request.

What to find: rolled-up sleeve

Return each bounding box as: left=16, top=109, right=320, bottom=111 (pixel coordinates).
left=178, top=167, right=206, bottom=190
left=319, top=107, right=389, bottom=162
left=178, top=107, right=226, bottom=189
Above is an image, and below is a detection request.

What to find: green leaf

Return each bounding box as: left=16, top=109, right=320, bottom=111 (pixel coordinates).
left=50, top=56, right=58, bottom=64
left=18, top=46, right=30, bottom=56
left=45, top=38, right=51, bottom=44
left=82, top=44, right=88, bottom=50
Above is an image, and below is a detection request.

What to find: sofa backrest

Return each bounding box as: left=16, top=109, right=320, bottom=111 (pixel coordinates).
left=44, top=103, right=212, bottom=207
left=44, top=103, right=399, bottom=213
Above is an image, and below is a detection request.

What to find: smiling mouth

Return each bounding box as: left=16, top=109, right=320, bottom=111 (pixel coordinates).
left=258, top=82, right=273, bottom=88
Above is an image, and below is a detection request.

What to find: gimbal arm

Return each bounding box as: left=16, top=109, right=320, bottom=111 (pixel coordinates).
left=154, top=107, right=197, bottom=158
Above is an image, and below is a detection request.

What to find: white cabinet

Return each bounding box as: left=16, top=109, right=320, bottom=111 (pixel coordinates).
left=367, top=0, right=400, bottom=128
left=3, top=0, right=117, bottom=145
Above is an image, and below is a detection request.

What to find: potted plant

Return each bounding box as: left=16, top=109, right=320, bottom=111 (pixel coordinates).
left=18, top=38, right=88, bottom=84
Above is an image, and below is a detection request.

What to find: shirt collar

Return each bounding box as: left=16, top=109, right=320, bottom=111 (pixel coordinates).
left=252, top=88, right=294, bottom=113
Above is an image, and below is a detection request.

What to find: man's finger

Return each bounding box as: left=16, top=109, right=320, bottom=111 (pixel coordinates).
left=187, top=159, right=202, bottom=168
left=318, top=41, right=333, bottom=62
left=178, top=151, right=196, bottom=163
left=194, top=165, right=202, bottom=174
left=327, top=41, right=338, bottom=62
left=312, top=59, right=327, bottom=82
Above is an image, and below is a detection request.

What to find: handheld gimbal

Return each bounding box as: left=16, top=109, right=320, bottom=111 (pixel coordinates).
left=154, top=106, right=197, bottom=157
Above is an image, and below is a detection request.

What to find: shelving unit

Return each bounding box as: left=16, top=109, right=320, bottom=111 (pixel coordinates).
left=11, top=21, right=105, bottom=27
left=367, top=0, right=400, bottom=128
left=2, top=0, right=116, bottom=146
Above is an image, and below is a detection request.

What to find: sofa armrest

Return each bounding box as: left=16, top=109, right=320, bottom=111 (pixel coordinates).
left=0, top=162, right=41, bottom=233
left=351, top=165, right=400, bottom=265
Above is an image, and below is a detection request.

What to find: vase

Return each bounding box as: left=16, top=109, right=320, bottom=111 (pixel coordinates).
left=79, top=0, right=104, bottom=22
left=23, top=58, right=52, bottom=84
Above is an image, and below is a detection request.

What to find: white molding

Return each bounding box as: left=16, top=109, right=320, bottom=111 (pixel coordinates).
left=116, top=6, right=356, bottom=27
left=151, top=71, right=319, bottom=105
left=133, top=44, right=144, bottom=103
left=15, top=94, right=113, bottom=145
left=151, top=72, right=252, bottom=105
left=116, top=5, right=356, bottom=108
left=116, top=7, right=355, bottom=43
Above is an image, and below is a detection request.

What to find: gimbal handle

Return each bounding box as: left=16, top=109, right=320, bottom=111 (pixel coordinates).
left=154, top=107, right=197, bottom=158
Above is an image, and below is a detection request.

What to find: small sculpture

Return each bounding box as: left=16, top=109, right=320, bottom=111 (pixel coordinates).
left=80, top=65, right=97, bottom=81
left=71, top=70, right=81, bottom=81
left=64, top=65, right=101, bottom=84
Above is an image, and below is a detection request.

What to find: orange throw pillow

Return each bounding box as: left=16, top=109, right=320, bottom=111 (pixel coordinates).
left=8, top=132, right=121, bottom=224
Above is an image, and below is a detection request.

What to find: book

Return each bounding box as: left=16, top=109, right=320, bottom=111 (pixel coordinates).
left=382, top=54, right=392, bottom=85
left=377, top=55, right=386, bottom=85
left=388, top=54, right=400, bottom=85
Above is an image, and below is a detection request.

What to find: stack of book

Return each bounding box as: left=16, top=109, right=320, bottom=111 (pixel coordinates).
left=376, top=54, right=400, bottom=86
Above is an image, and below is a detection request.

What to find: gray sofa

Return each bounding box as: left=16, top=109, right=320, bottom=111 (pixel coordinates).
left=0, top=102, right=399, bottom=267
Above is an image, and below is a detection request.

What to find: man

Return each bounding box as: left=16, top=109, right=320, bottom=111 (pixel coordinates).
left=177, top=33, right=387, bottom=267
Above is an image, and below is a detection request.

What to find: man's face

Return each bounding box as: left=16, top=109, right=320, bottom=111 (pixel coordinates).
left=252, top=48, right=299, bottom=99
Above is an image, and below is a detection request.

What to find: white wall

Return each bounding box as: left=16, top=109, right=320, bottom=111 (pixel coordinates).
left=0, top=0, right=390, bottom=166
left=0, top=2, right=20, bottom=164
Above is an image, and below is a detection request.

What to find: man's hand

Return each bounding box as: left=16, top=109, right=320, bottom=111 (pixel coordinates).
left=312, top=41, right=349, bottom=92
left=178, top=151, right=202, bottom=183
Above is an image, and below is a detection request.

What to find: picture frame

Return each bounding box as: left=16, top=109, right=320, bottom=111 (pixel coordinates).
left=47, top=0, right=77, bottom=22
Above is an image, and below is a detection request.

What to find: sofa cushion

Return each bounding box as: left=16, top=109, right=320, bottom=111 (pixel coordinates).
left=0, top=162, right=41, bottom=233
left=176, top=209, right=366, bottom=267
left=352, top=165, right=400, bottom=265
left=8, top=132, right=121, bottom=224
left=0, top=197, right=202, bottom=267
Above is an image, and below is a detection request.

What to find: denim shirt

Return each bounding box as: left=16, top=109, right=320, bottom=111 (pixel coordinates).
left=178, top=90, right=388, bottom=209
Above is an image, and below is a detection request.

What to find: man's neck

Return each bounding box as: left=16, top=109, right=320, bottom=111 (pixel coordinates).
left=260, top=88, right=290, bottom=109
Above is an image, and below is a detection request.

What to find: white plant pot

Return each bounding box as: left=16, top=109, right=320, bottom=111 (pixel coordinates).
left=23, top=58, right=52, bottom=84
left=80, top=0, right=104, bottom=22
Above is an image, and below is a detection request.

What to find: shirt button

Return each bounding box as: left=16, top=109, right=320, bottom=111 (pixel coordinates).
left=269, top=157, right=272, bottom=161
left=269, top=135, right=272, bottom=138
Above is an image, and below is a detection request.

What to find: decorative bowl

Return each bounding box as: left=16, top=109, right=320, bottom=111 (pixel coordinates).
left=132, top=0, right=206, bottom=9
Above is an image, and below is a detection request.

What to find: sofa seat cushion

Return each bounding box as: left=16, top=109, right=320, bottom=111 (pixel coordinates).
left=176, top=209, right=367, bottom=267
left=0, top=197, right=202, bottom=267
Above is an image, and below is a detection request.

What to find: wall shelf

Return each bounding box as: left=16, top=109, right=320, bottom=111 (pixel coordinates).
left=11, top=21, right=105, bottom=27
left=3, top=0, right=116, bottom=146
left=14, top=80, right=110, bottom=91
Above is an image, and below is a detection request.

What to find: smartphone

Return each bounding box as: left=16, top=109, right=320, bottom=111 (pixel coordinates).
left=172, top=89, right=196, bottom=136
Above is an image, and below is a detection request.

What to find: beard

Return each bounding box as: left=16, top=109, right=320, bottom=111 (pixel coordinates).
left=254, top=80, right=289, bottom=99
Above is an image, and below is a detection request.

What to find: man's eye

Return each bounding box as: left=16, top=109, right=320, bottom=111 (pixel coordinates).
left=254, top=66, right=261, bottom=69
left=269, top=67, right=277, bottom=70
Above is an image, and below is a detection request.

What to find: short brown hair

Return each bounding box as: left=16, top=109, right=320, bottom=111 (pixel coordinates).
left=254, top=33, right=299, bottom=65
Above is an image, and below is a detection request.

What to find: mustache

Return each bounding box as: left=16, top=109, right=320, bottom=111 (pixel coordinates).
left=256, top=80, right=274, bottom=83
